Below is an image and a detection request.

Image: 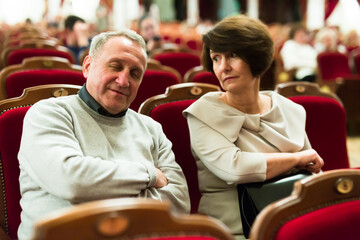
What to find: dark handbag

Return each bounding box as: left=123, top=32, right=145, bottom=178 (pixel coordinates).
left=237, top=170, right=311, bottom=238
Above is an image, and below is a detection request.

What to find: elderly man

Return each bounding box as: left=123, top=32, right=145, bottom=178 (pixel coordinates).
left=17, top=30, right=190, bottom=240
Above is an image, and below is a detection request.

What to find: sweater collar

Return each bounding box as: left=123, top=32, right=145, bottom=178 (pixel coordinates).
left=78, top=84, right=127, bottom=118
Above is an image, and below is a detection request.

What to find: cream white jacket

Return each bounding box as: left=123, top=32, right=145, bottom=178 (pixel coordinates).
left=183, top=91, right=311, bottom=235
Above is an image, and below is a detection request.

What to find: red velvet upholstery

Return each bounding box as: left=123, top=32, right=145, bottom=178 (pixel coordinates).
left=150, top=100, right=200, bottom=213
left=130, top=70, right=180, bottom=111
left=153, top=52, right=201, bottom=78
left=317, top=51, right=360, bottom=81
left=276, top=200, right=360, bottom=240
left=6, top=69, right=86, bottom=98
left=0, top=106, right=30, bottom=239
left=289, top=96, right=349, bottom=171
left=186, top=39, right=203, bottom=51
left=354, top=51, right=360, bottom=74
left=191, top=72, right=222, bottom=90
left=8, top=48, right=74, bottom=65
left=141, top=237, right=219, bottom=240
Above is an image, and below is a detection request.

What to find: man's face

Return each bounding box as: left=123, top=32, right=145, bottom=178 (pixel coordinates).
left=83, top=36, right=147, bottom=114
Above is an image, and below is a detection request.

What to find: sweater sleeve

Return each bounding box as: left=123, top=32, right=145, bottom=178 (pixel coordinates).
left=140, top=121, right=190, bottom=214
left=18, top=101, right=155, bottom=203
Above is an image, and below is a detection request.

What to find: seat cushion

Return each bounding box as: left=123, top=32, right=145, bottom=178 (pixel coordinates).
left=276, top=200, right=360, bottom=240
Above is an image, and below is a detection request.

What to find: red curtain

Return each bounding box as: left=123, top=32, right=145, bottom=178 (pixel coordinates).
left=325, top=0, right=339, bottom=20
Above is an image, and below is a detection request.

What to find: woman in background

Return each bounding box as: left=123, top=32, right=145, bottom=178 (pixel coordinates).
left=183, top=15, right=323, bottom=239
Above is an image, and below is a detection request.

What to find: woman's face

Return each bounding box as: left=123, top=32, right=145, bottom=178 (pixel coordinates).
left=210, top=51, right=255, bottom=92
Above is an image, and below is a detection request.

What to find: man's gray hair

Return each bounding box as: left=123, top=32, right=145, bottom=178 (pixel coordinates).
left=89, top=30, right=148, bottom=60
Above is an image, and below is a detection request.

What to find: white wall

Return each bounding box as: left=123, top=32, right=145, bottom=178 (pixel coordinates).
left=326, top=0, right=360, bottom=35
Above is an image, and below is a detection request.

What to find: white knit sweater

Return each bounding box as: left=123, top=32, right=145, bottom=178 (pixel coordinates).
left=17, top=95, right=190, bottom=239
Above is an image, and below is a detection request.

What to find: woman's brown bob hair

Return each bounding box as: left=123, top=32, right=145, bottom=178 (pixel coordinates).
left=202, top=15, right=274, bottom=78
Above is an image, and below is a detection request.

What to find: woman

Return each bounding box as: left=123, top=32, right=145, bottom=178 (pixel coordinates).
left=183, top=15, right=323, bottom=238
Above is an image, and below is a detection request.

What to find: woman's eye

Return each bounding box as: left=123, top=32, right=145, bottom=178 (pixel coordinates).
left=230, top=52, right=238, bottom=58
left=212, top=55, right=219, bottom=62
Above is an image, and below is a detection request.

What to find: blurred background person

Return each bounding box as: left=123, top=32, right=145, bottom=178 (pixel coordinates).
left=138, top=14, right=163, bottom=54
left=314, top=26, right=346, bottom=53
left=95, top=0, right=113, bottom=32
left=280, top=24, right=318, bottom=82
left=343, top=29, right=360, bottom=53
left=139, top=0, right=160, bottom=23
left=63, top=15, right=93, bottom=64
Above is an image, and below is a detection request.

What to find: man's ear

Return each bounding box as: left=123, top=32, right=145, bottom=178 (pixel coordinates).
left=82, top=55, right=91, bottom=78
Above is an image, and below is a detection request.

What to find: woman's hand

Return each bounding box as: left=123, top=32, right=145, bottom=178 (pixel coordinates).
left=295, top=149, right=324, bottom=173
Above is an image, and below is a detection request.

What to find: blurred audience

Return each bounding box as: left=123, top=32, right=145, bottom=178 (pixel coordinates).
left=280, top=24, right=317, bottom=82
left=138, top=15, right=163, bottom=54
left=96, top=0, right=112, bottom=32
left=139, top=0, right=160, bottom=23
left=63, top=15, right=92, bottom=64
left=314, top=27, right=346, bottom=54
left=343, top=30, right=360, bottom=53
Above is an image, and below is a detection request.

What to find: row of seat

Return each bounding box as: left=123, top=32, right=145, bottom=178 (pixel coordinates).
left=0, top=79, right=354, bottom=239
left=0, top=25, right=75, bottom=70
left=26, top=168, right=360, bottom=240
left=2, top=53, right=359, bottom=134
left=2, top=48, right=360, bottom=134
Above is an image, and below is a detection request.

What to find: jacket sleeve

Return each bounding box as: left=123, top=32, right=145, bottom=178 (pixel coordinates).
left=186, top=115, right=267, bottom=184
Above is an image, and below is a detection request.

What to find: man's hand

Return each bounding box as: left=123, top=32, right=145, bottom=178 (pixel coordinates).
left=73, top=21, right=90, bottom=47
left=154, top=167, right=168, bottom=188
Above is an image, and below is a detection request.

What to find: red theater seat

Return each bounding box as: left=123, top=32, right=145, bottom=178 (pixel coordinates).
left=250, top=169, right=360, bottom=240
left=129, top=69, right=180, bottom=112
left=0, top=84, right=81, bottom=239
left=139, top=83, right=221, bottom=213
left=184, top=66, right=222, bottom=90
left=153, top=52, right=201, bottom=78
left=289, top=96, right=349, bottom=171
left=275, top=82, right=349, bottom=171
left=0, top=56, right=85, bottom=101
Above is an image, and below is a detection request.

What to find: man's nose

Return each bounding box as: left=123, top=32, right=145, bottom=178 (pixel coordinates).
left=116, top=71, right=130, bottom=87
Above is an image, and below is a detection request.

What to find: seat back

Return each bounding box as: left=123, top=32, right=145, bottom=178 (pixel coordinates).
left=139, top=83, right=221, bottom=213
left=275, top=83, right=349, bottom=171
left=250, top=169, right=360, bottom=240
left=146, top=58, right=182, bottom=82
left=289, top=96, right=349, bottom=171
left=0, top=84, right=81, bottom=239
left=0, top=56, right=85, bottom=101
left=184, top=66, right=222, bottom=90
left=275, top=81, right=342, bottom=104
left=129, top=69, right=180, bottom=111
left=1, top=40, right=75, bottom=67
left=352, top=48, right=360, bottom=74
left=316, top=51, right=352, bottom=82
left=31, top=198, right=234, bottom=240
left=152, top=52, right=201, bottom=78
